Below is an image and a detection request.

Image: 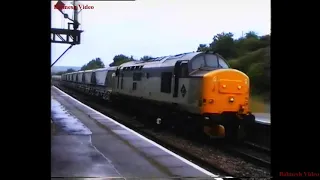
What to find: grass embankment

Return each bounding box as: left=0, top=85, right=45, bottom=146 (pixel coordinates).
left=250, top=96, right=270, bottom=113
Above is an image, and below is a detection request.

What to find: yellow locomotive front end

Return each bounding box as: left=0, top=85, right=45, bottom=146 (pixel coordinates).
left=201, top=69, right=250, bottom=115
left=200, top=67, right=255, bottom=140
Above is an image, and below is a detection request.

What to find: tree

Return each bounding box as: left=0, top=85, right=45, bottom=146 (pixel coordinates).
left=235, top=37, right=263, bottom=56
left=66, top=68, right=76, bottom=73
left=109, top=54, right=133, bottom=67
left=129, top=55, right=135, bottom=61
left=196, top=44, right=210, bottom=52
left=140, top=55, right=153, bottom=61
left=245, top=31, right=259, bottom=39
left=196, top=31, right=270, bottom=99
left=247, top=61, right=270, bottom=96
left=259, top=34, right=270, bottom=47
left=209, top=32, right=237, bottom=59
left=54, top=71, right=65, bottom=75
left=81, top=57, right=105, bottom=70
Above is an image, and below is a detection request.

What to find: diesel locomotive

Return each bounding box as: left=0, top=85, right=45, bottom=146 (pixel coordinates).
left=56, top=52, right=256, bottom=140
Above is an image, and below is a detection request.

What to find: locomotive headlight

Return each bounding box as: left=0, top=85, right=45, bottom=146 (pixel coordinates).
left=229, top=97, right=234, bottom=102
left=209, top=99, right=214, bottom=103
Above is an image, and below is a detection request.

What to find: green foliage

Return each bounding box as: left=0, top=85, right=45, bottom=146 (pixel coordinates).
left=197, top=31, right=270, bottom=100
left=197, top=44, right=210, bottom=52
left=109, top=54, right=135, bottom=67
left=231, top=47, right=270, bottom=99
left=209, top=32, right=237, bottom=59
left=81, top=58, right=105, bottom=70
left=140, top=55, right=153, bottom=61
left=66, top=68, right=76, bottom=73
left=229, top=47, right=269, bottom=72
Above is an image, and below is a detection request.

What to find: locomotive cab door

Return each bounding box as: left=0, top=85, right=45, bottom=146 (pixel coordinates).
left=173, top=60, right=189, bottom=97
left=115, top=67, right=121, bottom=89
left=111, top=71, right=116, bottom=89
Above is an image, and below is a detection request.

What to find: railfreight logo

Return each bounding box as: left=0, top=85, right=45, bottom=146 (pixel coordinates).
left=54, top=1, right=94, bottom=11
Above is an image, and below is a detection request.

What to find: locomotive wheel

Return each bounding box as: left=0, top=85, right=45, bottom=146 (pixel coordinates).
left=203, top=124, right=225, bottom=138
left=182, top=116, right=206, bottom=140
left=239, top=114, right=256, bottom=140
left=237, top=124, right=246, bottom=141
left=238, top=122, right=252, bottom=141
left=224, top=123, right=240, bottom=142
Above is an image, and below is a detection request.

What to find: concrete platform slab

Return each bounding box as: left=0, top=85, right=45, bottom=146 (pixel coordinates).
left=51, top=86, right=228, bottom=179
left=254, top=113, right=271, bottom=125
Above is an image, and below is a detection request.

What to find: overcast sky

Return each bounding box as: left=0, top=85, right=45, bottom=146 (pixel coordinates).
left=51, top=0, right=270, bottom=67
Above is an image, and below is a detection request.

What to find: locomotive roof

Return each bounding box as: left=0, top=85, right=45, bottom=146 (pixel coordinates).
left=119, top=51, right=203, bottom=68
left=62, top=52, right=214, bottom=75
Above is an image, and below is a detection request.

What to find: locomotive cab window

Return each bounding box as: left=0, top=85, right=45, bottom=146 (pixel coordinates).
left=191, top=56, right=205, bottom=70
left=191, top=54, right=229, bottom=70
left=217, top=57, right=229, bottom=68
left=205, top=54, right=229, bottom=69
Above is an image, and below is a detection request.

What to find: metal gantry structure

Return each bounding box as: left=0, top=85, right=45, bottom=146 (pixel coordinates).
left=51, top=0, right=83, bottom=67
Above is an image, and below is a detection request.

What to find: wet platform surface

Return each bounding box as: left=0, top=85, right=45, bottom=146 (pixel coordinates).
left=51, top=86, right=226, bottom=179
left=254, top=113, right=271, bottom=125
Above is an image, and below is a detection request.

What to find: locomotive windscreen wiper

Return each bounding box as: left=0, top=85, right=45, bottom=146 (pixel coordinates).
left=216, top=54, right=220, bottom=68
left=193, top=65, right=207, bottom=72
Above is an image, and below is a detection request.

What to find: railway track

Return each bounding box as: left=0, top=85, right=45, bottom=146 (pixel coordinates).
left=52, top=83, right=271, bottom=178
left=243, top=141, right=270, bottom=154
left=203, top=138, right=270, bottom=169
left=246, top=124, right=270, bottom=149
left=223, top=142, right=270, bottom=168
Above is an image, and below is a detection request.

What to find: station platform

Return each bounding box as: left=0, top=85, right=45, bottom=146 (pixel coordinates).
left=253, top=113, right=271, bottom=125
left=51, top=86, right=229, bottom=179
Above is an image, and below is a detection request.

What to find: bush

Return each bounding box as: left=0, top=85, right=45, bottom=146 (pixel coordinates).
left=229, top=46, right=270, bottom=100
